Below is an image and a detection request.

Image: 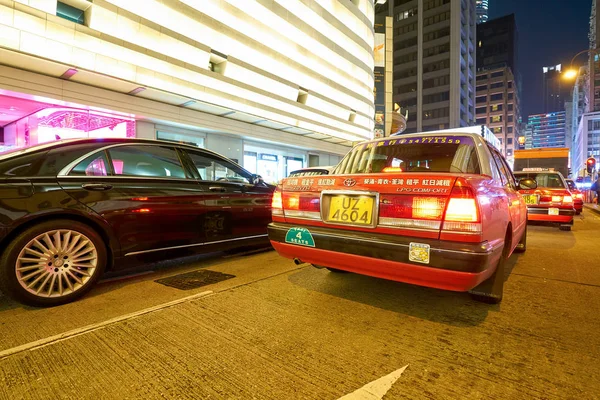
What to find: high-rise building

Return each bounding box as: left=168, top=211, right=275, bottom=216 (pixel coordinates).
left=572, top=112, right=600, bottom=176
left=567, top=66, right=588, bottom=165
left=588, top=0, right=600, bottom=112
left=476, top=0, right=489, bottom=24
left=476, top=14, right=517, bottom=75
left=474, top=14, right=520, bottom=161
left=528, top=112, right=567, bottom=149
left=475, top=67, right=520, bottom=160
left=380, top=0, right=476, bottom=133
left=542, top=65, right=568, bottom=114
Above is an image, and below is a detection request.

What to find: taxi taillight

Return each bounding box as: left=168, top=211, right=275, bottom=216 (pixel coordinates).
left=442, top=178, right=481, bottom=233
left=271, top=189, right=283, bottom=216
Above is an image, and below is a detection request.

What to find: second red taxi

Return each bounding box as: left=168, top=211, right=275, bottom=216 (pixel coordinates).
left=514, top=170, right=575, bottom=231
left=268, top=131, right=534, bottom=303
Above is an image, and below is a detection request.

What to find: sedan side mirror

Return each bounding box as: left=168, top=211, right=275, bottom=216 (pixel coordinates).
left=518, top=178, right=537, bottom=190
left=251, top=174, right=264, bottom=185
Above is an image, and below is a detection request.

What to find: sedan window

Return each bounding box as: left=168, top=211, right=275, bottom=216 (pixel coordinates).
left=70, top=152, right=110, bottom=176
left=107, top=145, right=186, bottom=179
left=187, top=151, right=250, bottom=183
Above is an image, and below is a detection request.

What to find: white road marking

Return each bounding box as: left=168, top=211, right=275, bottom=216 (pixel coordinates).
left=0, top=290, right=213, bottom=360
left=337, top=365, right=409, bottom=400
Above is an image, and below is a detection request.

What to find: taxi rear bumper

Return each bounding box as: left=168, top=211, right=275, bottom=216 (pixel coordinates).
left=268, top=222, right=503, bottom=292
left=527, top=207, right=575, bottom=223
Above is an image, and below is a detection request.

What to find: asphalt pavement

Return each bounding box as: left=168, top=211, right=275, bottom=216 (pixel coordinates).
left=0, top=213, right=599, bottom=399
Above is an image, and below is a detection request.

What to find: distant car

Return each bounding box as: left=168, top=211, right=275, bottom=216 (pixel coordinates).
left=0, top=138, right=274, bottom=306
left=565, top=179, right=584, bottom=215
left=269, top=131, right=532, bottom=304
left=514, top=170, right=575, bottom=230
left=288, top=166, right=333, bottom=177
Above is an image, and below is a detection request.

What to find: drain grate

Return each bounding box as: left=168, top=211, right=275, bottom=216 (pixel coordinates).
left=155, top=269, right=235, bottom=290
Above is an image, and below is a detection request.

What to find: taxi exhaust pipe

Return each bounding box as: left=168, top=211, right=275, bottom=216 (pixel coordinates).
left=293, top=258, right=303, bottom=265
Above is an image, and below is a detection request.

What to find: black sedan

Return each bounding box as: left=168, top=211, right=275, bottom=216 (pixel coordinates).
left=0, top=138, right=274, bottom=306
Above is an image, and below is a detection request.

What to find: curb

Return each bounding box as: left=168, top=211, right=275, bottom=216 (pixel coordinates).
left=583, top=204, right=600, bottom=216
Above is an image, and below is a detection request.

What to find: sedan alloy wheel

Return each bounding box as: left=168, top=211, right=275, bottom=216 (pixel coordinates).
left=16, top=229, right=98, bottom=298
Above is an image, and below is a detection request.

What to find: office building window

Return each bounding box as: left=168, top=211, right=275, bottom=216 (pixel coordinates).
left=423, top=75, right=450, bottom=89
left=491, top=71, right=504, bottom=78
left=508, top=127, right=513, bottom=133
left=476, top=96, right=487, bottom=104
left=491, top=104, right=503, bottom=112
left=57, top=1, right=85, bottom=24
left=490, top=82, right=504, bottom=89
left=397, top=7, right=418, bottom=21
left=476, top=106, right=487, bottom=114
left=490, top=93, right=503, bottom=101
left=491, top=115, right=502, bottom=123
left=476, top=85, right=487, bottom=91
left=423, top=11, right=451, bottom=27
left=476, top=118, right=487, bottom=125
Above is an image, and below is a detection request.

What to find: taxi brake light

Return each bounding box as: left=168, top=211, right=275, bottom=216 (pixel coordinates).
left=575, top=193, right=583, bottom=199
left=551, top=196, right=562, bottom=202
left=286, top=195, right=300, bottom=210
left=563, top=195, right=573, bottom=204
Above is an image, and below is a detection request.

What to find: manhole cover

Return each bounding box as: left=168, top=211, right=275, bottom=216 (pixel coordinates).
left=155, top=270, right=235, bottom=290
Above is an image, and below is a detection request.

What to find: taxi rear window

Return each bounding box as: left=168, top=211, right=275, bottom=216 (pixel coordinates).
left=333, top=136, right=480, bottom=175
left=515, top=173, right=566, bottom=189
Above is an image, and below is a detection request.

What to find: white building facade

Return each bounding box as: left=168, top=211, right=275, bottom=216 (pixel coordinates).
left=0, top=0, right=376, bottom=183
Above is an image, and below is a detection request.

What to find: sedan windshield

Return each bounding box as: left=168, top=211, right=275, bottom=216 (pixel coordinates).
left=333, top=136, right=480, bottom=175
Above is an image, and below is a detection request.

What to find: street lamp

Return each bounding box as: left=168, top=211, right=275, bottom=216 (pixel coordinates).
left=563, top=49, right=600, bottom=80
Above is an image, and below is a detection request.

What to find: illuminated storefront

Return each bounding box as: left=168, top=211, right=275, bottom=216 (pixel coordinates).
left=0, top=94, right=135, bottom=152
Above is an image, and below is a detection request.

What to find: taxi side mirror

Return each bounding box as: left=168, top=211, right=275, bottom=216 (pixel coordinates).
left=518, top=178, right=537, bottom=190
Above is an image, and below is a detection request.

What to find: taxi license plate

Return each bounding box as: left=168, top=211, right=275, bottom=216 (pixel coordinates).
left=327, top=195, right=374, bottom=225
left=549, top=208, right=559, bottom=215
left=523, top=194, right=538, bottom=205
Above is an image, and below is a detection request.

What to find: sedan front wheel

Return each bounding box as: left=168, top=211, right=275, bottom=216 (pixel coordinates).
left=0, top=220, right=107, bottom=307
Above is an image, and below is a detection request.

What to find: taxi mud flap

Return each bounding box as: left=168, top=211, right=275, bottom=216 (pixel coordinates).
left=468, top=249, right=505, bottom=304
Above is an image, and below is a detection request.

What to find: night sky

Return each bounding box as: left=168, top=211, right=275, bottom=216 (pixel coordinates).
left=488, top=0, right=590, bottom=119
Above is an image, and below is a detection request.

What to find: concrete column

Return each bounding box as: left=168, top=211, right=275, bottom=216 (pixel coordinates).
left=135, top=121, right=156, bottom=139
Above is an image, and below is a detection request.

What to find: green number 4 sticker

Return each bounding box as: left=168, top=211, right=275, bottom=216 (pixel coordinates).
left=285, top=227, right=315, bottom=247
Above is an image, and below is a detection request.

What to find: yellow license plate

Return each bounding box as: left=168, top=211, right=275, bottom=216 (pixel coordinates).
left=327, top=195, right=374, bottom=225
left=523, top=195, right=538, bottom=205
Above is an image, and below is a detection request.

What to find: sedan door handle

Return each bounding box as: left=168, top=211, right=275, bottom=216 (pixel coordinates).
left=209, top=186, right=227, bottom=192
left=82, top=183, right=113, bottom=191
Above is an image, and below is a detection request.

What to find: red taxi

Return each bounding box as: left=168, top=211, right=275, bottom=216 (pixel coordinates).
left=565, top=179, right=584, bottom=214
left=513, top=170, right=575, bottom=231
left=268, top=132, right=532, bottom=303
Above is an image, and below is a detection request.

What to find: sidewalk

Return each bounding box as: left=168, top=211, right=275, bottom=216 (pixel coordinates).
left=583, top=202, right=600, bottom=216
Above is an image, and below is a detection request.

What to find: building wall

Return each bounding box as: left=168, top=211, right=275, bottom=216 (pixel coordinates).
left=573, top=111, right=600, bottom=176
left=0, top=0, right=375, bottom=147
left=475, top=66, right=520, bottom=158
left=391, top=0, right=475, bottom=134
left=528, top=112, right=567, bottom=149
left=475, top=0, right=488, bottom=24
